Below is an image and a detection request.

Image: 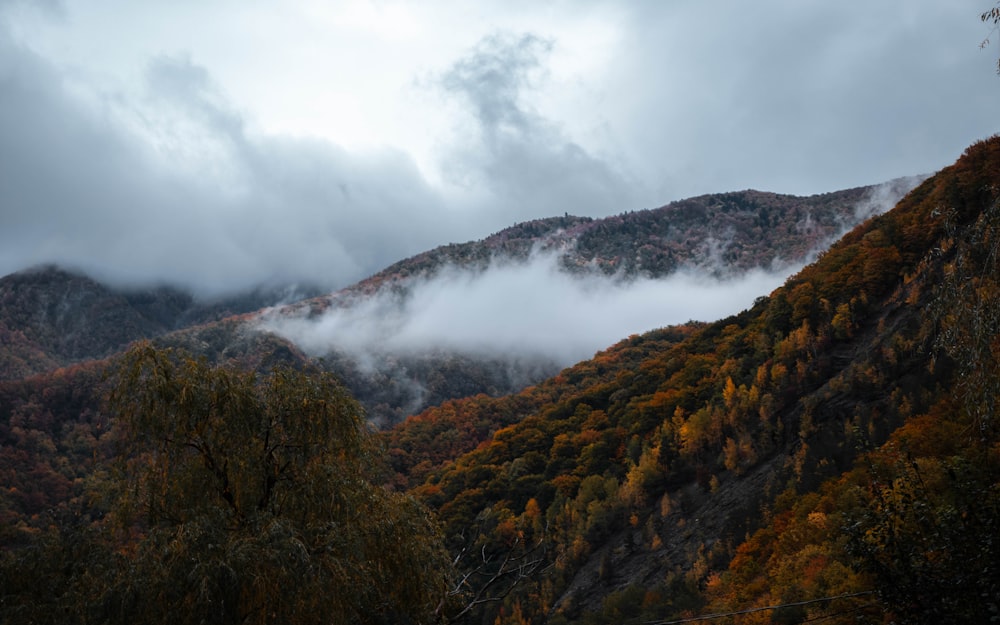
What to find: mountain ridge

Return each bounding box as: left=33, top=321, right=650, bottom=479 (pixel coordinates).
left=0, top=182, right=918, bottom=425
left=286, top=182, right=918, bottom=313
left=0, top=264, right=321, bottom=380
left=381, top=137, right=1000, bottom=622
left=255, top=183, right=918, bottom=423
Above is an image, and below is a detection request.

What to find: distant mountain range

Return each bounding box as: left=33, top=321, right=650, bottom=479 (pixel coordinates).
left=0, top=266, right=320, bottom=381
left=0, top=180, right=920, bottom=425
left=321, top=182, right=918, bottom=295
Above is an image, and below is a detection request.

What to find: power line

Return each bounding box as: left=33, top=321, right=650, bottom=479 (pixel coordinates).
left=643, top=591, right=877, bottom=625
left=799, top=602, right=881, bottom=624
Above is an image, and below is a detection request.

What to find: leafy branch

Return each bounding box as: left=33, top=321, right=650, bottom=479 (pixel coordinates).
left=982, top=3, right=1000, bottom=73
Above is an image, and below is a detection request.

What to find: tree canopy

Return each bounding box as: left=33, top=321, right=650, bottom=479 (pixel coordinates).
left=1, top=343, right=449, bottom=625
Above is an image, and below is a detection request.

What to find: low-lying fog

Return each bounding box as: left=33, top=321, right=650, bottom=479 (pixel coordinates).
left=261, top=252, right=794, bottom=371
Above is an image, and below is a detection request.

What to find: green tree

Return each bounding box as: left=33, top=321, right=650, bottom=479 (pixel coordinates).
left=0, top=343, right=449, bottom=625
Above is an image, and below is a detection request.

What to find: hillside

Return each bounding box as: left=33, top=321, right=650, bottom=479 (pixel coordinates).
left=0, top=266, right=320, bottom=380
left=0, top=180, right=910, bottom=536
left=3, top=152, right=989, bottom=623
left=291, top=183, right=913, bottom=307
left=382, top=137, right=1000, bottom=623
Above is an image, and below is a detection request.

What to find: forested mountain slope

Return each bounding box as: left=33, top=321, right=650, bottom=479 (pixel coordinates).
left=0, top=180, right=914, bottom=546
left=0, top=266, right=319, bottom=380
left=384, top=136, right=1000, bottom=623
left=2, top=143, right=985, bottom=623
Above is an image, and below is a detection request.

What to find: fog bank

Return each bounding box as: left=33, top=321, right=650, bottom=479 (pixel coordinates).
left=261, top=252, right=794, bottom=369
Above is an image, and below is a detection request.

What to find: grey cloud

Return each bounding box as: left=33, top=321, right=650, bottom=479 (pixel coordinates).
left=850, top=175, right=928, bottom=223
left=1, top=2, right=991, bottom=300
left=438, top=32, right=642, bottom=220
left=0, top=42, right=466, bottom=296
left=141, top=54, right=247, bottom=154
left=609, top=2, right=998, bottom=199
left=0, top=0, right=63, bottom=17
left=0, top=36, right=151, bottom=262
left=441, top=32, right=552, bottom=137
left=0, top=26, right=643, bottom=298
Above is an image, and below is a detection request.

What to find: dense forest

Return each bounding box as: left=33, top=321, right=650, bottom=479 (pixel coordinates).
left=386, top=136, right=1000, bottom=624
left=1, top=136, right=999, bottom=624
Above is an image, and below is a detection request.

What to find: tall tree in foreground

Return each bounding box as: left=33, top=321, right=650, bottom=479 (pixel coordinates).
left=848, top=195, right=1000, bottom=624
left=0, top=343, right=449, bottom=625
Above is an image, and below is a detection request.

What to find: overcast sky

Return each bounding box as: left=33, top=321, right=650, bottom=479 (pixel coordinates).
left=1, top=0, right=997, bottom=296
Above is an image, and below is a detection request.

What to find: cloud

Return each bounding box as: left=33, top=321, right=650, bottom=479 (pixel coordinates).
left=0, top=42, right=461, bottom=296
left=0, top=20, right=644, bottom=297
left=436, top=32, right=642, bottom=223
left=604, top=2, right=997, bottom=199
left=257, top=174, right=922, bottom=374
left=0, top=1, right=993, bottom=300
left=441, top=32, right=552, bottom=137
left=850, top=175, right=929, bottom=223
left=260, top=251, right=792, bottom=369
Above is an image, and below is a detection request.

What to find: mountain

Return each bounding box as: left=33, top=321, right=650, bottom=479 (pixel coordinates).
left=380, top=137, right=1000, bottom=622
left=0, top=182, right=914, bottom=425
left=288, top=182, right=917, bottom=302
left=0, top=265, right=320, bottom=381
left=1, top=137, right=997, bottom=623
left=258, top=182, right=918, bottom=423
left=0, top=179, right=920, bottom=542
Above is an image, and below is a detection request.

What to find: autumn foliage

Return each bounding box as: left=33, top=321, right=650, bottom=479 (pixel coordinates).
left=383, top=137, right=1000, bottom=623
left=2, top=138, right=1000, bottom=623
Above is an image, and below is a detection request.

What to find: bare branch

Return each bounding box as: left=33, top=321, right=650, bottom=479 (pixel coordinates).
left=444, top=531, right=550, bottom=622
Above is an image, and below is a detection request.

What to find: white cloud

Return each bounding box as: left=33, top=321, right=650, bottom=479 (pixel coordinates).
left=0, top=45, right=460, bottom=295
left=260, top=252, right=793, bottom=368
